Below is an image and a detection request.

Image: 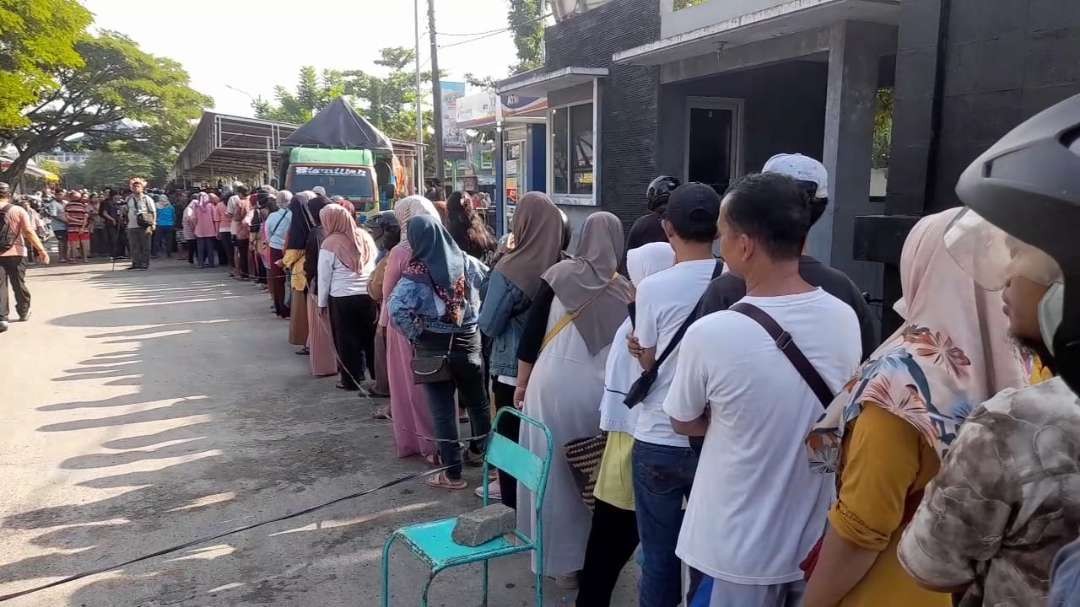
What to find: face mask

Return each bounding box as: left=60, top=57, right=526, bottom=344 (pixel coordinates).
left=1040, top=282, right=1065, bottom=355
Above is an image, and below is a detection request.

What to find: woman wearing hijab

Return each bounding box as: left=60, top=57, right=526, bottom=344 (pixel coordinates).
left=513, top=211, right=634, bottom=585
left=477, top=191, right=564, bottom=505
left=578, top=241, right=675, bottom=606
left=266, top=191, right=293, bottom=318
left=302, top=194, right=337, bottom=377
left=317, top=204, right=379, bottom=391
left=283, top=191, right=317, bottom=352
left=181, top=195, right=198, bottom=265
left=802, top=208, right=1027, bottom=607
left=192, top=193, right=219, bottom=268
left=380, top=196, right=441, bottom=459
left=367, top=211, right=401, bottom=402
left=388, top=213, right=490, bottom=491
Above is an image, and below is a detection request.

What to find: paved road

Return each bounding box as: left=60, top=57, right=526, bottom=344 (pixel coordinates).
left=0, top=258, right=637, bottom=606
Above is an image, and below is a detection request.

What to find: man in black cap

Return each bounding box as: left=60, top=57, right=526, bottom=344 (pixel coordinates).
left=625, top=181, right=723, bottom=607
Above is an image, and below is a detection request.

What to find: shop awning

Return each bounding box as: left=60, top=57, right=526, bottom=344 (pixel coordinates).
left=174, top=112, right=298, bottom=180
left=496, top=66, right=608, bottom=97
left=613, top=0, right=899, bottom=66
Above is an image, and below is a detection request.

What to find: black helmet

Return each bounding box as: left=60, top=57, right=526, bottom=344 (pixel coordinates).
left=646, top=175, right=681, bottom=212
left=955, top=92, right=1080, bottom=392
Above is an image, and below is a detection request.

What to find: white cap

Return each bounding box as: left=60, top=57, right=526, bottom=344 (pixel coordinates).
left=762, top=153, right=828, bottom=199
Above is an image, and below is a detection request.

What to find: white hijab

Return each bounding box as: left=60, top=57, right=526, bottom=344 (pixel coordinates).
left=599, top=242, right=676, bottom=433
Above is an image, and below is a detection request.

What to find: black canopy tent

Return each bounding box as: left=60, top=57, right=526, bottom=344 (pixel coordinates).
left=173, top=113, right=298, bottom=185
left=282, top=98, right=393, bottom=151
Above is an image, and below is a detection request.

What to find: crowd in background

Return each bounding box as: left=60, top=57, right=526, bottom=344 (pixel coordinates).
left=2, top=133, right=1076, bottom=607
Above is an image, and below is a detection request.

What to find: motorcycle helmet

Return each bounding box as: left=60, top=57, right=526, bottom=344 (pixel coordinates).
left=646, top=175, right=681, bottom=212
left=952, top=92, right=1080, bottom=392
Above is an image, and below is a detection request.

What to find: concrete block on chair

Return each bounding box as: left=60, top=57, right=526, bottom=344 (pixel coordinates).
left=452, top=504, right=515, bottom=547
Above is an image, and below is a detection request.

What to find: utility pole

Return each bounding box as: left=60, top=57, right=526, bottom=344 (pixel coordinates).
left=427, top=0, right=445, bottom=182
left=413, top=0, right=425, bottom=192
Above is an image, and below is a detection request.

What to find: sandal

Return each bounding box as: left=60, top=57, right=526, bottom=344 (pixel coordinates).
left=371, top=406, right=392, bottom=420
left=425, top=452, right=441, bottom=467
left=426, top=472, right=467, bottom=491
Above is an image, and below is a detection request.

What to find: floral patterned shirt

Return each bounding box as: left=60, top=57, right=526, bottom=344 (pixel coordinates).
left=898, top=377, right=1080, bottom=606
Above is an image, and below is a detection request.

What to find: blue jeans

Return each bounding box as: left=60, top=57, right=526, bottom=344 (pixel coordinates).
left=632, top=440, right=699, bottom=607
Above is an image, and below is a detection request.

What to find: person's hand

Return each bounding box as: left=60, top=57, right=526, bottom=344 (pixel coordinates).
left=35, top=249, right=50, bottom=264
left=627, top=332, right=644, bottom=358
left=513, top=385, right=527, bottom=410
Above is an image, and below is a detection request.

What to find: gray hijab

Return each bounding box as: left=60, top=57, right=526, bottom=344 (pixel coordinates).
left=541, top=211, right=633, bottom=355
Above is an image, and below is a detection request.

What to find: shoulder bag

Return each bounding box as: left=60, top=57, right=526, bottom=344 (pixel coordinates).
left=728, top=301, right=835, bottom=580
left=132, top=196, right=154, bottom=228
left=623, top=260, right=723, bottom=408
left=410, top=255, right=468, bottom=385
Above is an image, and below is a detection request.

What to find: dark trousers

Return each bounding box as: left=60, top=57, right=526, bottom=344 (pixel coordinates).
left=128, top=227, right=151, bottom=268
left=54, top=230, right=68, bottom=260
left=152, top=226, right=174, bottom=257
left=633, top=441, right=699, bottom=607
left=491, top=380, right=519, bottom=509
left=579, top=499, right=641, bottom=606
left=268, top=248, right=288, bottom=317
left=235, top=238, right=250, bottom=278
left=328, top=293, right=376, bottom=389
left=0, top=256, right=30, bottom=321
left=254, top=250, right=267, bottom=283
left=186, top=239, right=196, bottom=263
left=91, top=228, right=106, bottom=257
left=196, top=237, right=216, bottom=268
left=418, top=330, right=491, bottom=480
left=218, top=232, right=232, bottom=267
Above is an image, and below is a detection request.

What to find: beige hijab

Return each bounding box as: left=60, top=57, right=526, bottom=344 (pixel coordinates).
left=542, top=211, right=633, bottom=355
left=807, top=208, right=1027, bottom=470
left=495, top=191, right=565, bottom=298
left=393, top=195, right=441, bottom=227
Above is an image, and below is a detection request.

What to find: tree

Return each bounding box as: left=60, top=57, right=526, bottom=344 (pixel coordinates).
left=0, top=0, right=92, bottom=129
left=65, top=143, right=153, bottom=190
left=342, top=47, right=426, bottom=141
left=507, top=0, right=544, bottom=73
left=254, top=66, right=344, bottom=125
left=0, top=31, right=211, bottom=184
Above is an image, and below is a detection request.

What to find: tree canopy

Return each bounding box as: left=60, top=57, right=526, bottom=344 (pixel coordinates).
left=508, top=0, right=544, bottom=73
left=0, top=30, right=210, bottom=184
left=253, top=66, right=344, bottom=125
left=0, top=0, right=92, bottom=130
left=65, top=143, right=154, bottom=190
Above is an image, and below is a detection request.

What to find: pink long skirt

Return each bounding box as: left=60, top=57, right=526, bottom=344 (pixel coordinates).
left=307, top=291, right=337, bottom=377
left=385, top=324, right=436, bottom=458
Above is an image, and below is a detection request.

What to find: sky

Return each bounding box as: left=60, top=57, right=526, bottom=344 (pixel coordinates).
left=81, top=0, right=522, bottom=116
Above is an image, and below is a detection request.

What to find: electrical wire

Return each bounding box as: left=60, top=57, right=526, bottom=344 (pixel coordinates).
left=436, top=12, right=551, bottom=38
left=0, top=464, right=457, bottom=603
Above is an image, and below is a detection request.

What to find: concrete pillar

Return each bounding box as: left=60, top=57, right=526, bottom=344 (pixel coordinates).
left=814, top=20, right=896, bottom=296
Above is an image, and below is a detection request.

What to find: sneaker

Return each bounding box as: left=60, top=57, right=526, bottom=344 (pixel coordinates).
left=474, top=480, right=502, bottom=501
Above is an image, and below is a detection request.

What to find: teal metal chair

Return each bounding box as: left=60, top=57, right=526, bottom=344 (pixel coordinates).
left=381, top=408, right=554, bottom=606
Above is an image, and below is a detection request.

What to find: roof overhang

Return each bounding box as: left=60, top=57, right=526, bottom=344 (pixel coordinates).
left=496, top=66, right=608, bottom=97
left=614, top=0, right=900, bottom=66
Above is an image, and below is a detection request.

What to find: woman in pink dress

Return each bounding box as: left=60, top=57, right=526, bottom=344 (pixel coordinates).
left=381, top=196, right=440, bottom=460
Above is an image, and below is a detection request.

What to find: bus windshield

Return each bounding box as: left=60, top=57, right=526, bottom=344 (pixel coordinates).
left=291, top=166, right=374, bottom=199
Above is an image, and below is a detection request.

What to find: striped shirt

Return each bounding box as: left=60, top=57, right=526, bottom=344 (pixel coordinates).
left=64, top=201, right=90, bottom=233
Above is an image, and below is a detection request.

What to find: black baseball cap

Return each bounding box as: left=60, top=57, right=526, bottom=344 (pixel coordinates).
left=664, top=182, right=721, bottom=241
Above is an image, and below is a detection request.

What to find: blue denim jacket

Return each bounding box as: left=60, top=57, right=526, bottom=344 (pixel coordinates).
left=388, top=256, right=488, bottom=341
left=478, top=271, right=531, bottom=378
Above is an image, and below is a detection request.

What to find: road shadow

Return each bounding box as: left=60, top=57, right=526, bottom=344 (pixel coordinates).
left=0, top=260, right=521, bottom=606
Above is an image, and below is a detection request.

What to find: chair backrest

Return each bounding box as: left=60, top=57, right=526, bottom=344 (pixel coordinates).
left=484, top=409, right=554, bottom=517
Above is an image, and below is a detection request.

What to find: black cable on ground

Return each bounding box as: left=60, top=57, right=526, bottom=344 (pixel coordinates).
left=0, top=464, right=454, bottom=603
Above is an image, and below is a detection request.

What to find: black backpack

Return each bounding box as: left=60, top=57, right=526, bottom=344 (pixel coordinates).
left=0, top=205, right=18, bottom=253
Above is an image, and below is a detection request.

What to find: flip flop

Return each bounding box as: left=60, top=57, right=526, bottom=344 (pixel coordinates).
left=371, top=406, right=392, bottom=420
left=425, top=452, right=441, bottom=467
left=426, top=472, right=467, bottom=491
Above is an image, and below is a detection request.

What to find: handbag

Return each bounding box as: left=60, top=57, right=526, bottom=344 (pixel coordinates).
left=624, top=260, right=723, bottom=408
left=411, top=334, right=454, bottom=384
left=131, top=196, right=153, bottom=228
left=563, top=433, right=608, bottom=511
left=728, top=302, right=836, bottom=580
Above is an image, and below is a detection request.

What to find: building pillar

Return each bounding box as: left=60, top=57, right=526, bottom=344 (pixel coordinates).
left=815, top=20, right=895, bottom=297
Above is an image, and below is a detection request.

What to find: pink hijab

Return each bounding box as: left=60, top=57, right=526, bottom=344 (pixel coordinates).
left=319, top=203, right=375, bottom=274
left=808, top=208, right=1028, bottom=469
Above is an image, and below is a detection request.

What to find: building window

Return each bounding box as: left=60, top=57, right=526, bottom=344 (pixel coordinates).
left=551, top=102, right=594, bottom=197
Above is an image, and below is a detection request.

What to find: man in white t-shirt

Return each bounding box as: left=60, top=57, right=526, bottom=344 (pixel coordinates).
left=663, top=172, right=860, bottom=605
left=628, top=182, right=721, bottom=607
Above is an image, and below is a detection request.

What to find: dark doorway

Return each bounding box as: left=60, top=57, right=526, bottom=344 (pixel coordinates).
left=686, top=98, right=741, bottom=194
